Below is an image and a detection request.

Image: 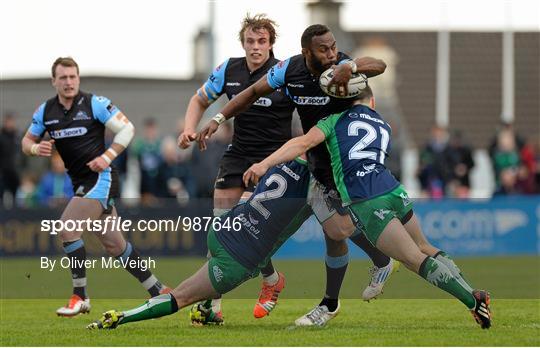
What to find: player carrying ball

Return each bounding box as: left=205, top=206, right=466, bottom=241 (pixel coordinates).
left=198, top=24, right=397, bottom=326
left=243, top=85, right=492, bottom=329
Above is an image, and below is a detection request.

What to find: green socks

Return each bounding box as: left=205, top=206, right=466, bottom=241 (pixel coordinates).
left=435, top=250, right=474, bottom=292
left=419, top=257, right=476, bottom=309
left=119, top=294, right=179, bottom=325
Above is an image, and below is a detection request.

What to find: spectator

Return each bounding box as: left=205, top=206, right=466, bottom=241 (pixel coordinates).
left=535, top=138, right=540, bottom=193
left=36, top=151, right=73, bottom=207
left=132, top=118, right=162, bottom=205
left=157, top=136, right=196, bottom=204
left=488, top=121, right=525, bottom=162
left=493, top=168, right=520, bottom=196
left=417, top=125, right=450, bottom=198
left=444, top=130, right=475, bottom=198
left=516, top=138, right=538, bottom=194
left=15, top=172, right=38, bottom=208
left=492, top=128, right=521, bottom=191
left=0, top=113, right=21, bottom=207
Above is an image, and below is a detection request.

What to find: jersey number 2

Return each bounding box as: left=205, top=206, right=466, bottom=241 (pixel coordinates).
left=249, top=174, right=288, bottom=219
left=348, top=121, right=389, bottom=164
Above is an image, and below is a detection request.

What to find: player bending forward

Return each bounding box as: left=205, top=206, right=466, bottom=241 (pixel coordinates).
left=243, top=86, right=492, bottom=329
left=87, top=156, right=351, bottom=329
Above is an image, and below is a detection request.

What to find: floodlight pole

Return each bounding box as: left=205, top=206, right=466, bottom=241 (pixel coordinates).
left=435, top=30, right=450, bottom=128
left=501, top=32, right=514, bottom=123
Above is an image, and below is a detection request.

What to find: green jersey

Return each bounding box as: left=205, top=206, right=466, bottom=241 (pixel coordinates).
left=316, top=104, right=399, bottom=204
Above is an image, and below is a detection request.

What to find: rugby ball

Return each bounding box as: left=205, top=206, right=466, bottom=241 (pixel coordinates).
left=319, top=68, right=368, bottom=99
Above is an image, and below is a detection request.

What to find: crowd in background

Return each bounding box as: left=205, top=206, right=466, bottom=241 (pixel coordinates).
left=417, top=122, right=540, bottom=198
left=0, top=114, right=234, bottom=209
left=1, top=112, right=539, bottom=209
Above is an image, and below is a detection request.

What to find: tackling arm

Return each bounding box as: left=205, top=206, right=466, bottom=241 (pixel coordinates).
left=243, top=127, right=326, bottom=186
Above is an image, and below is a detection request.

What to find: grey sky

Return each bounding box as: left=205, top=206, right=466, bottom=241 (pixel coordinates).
left=1, top=0, right=537, bottom=78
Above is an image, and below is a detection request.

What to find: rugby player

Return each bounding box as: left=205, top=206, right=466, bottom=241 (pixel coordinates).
left=243, top=86, right=492, bottom=329
left=198, top=24, right=396, bottom=326
left=22, top=57, right=169, bottom=317
left=177, top=14, right=295, bottom=320
left=86, top=156, right=353, bottom=329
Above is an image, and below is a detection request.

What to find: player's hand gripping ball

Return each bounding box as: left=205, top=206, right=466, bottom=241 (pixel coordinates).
left=319, top=68, right=368, bottom=99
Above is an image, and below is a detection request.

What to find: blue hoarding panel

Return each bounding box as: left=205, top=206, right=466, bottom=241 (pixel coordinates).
left=274, top=196, right=540, bottom=259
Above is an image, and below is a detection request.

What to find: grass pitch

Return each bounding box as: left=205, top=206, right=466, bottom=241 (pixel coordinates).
left=1, top=299, right=539, bottom=346
left=1, top=256, right=539, bottom=346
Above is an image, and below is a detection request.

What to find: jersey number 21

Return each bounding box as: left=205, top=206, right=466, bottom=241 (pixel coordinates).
left=348, top=120, right=390, bottom=164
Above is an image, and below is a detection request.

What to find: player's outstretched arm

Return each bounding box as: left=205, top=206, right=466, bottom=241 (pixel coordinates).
left=196, top=76, right=274, bottom=150
left=87, top=113, right=135, bottom=172
left=21, top=132, right=55, bottom=157
left=179, top=87, right=212, bottom=149
left=243, top=127, right=325, bottom=186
